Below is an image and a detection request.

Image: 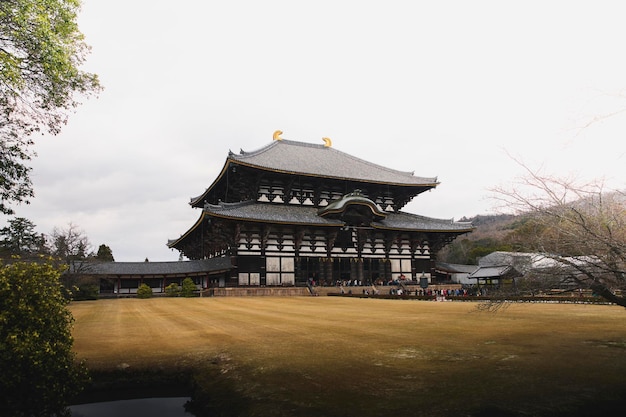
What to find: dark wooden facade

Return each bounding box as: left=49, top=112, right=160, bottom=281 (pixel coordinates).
left=168, top=137, right=473, bottom=287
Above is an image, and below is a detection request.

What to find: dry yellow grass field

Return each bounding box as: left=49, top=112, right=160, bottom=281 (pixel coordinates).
left=70, top=297, right=626, bottom=416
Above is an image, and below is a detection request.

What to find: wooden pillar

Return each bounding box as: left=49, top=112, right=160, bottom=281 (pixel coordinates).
left=356, top=258, right=364, bottom=284
left=325, top=257, right=334, bottom=284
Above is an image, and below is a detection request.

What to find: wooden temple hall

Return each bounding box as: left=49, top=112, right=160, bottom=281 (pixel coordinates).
left=167, top=132, right=473, bottom=288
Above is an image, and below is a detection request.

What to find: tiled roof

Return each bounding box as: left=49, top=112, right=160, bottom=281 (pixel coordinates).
left=376, top=211, right=473, bottom=232
left=436, top=262, right=479, bottom=274
left=231, top=139, right=438, bottom=186
left=203, top=201, right=344, bottom=226
left=202, top=201, right=474, bottom=232
left=70, top=258, right=233, bottom=277
left=468, top=265, right=515, bottom=279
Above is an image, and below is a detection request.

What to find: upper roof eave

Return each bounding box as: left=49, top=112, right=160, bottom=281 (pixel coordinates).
left=230, top=139, right=439, bottom=186
left=174, top=201, right=474, bottom=236
left=167, top=211, right=209, bottom=248
left=190, top=139, right=440, bottom=206
left=189, top=158, right=231, bottom=206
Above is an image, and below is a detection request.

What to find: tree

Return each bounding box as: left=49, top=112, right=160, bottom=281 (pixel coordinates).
left=0, top=0, right=101, bottom=215
left=95, top=243, right=114, bottom=262
left=0, top=259, right=88, bottom=416
left=49, top=222, right=92, bottom=262
left=439, top=236, right=513, bottom=265
left=136, top=283, right=153, bottom=299
left=181, top=277, right=197, bottom=297
left=491, top=164, right=626, bottom=308
left=0, top=216, right=45, bottom=256
left=438, top=214, right=517, bottom=265
left=47, top=223, right=95, bottom=299
left=165, top=282, right=180, bottom=297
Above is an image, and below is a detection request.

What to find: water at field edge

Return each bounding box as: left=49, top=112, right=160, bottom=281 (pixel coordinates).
left=70, top=397, right=192, bottom=417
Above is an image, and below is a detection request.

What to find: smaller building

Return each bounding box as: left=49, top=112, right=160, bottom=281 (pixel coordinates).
left=467, top=264, right=522, bottom=287
left=434, top=262, right=479, bottom=285
left=467, top=251, right=591, bottom=289
left=69, top=258, right=233, bottom=295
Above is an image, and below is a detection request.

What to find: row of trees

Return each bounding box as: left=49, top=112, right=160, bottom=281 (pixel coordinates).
left=0, top=217, right=114, bottom=301
left=0, top=217, right=113, bottom=262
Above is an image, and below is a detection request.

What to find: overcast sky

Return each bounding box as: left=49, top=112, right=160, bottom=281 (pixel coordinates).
left=9, top=0, right=626, bottom=262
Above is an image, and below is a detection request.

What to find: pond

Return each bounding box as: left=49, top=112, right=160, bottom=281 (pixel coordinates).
left=70, top=397, right=192, bottom=417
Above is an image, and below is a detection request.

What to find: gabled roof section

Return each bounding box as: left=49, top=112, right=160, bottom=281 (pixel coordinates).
left=435, top=262, right=479, bottom=274
left=318, top=190, right=387, bottom=222
left=232, top=139, right=438, bottom=185
left=468, top=265, right=519, bottom=280
left=190, top=139, right=439, bottom=206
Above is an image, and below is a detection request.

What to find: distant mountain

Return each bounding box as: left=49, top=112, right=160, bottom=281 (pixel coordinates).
left=440, top=213, right=522, bottom=265
left=458, top=213, right=519, bottom=240
left=445, top=190, right=626, bottom=265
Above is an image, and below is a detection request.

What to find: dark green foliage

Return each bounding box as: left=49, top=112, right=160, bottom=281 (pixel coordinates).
left=0, top=136, right=34, bottom=215
left=442, top=237, right=513, bottom=265
left=439, top=214, right=520, bottom=264
left=137, top=283, right=153, bottom=299
left=61, top=273, right=99, bottom=300
left=181, top=277, right=197, bottom=297
left=95, top=244, right=114, bottom=262
left=0, top=259, right=88, bottom=416
left=0, top=217, right=46, bottom=257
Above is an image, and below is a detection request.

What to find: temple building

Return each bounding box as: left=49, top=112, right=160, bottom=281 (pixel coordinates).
left=167, top=133, right=473, bottom=288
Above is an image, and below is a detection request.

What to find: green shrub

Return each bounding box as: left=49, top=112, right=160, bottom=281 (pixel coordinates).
left=137, top=283, right=153, bottom=299
left=181, top=277, right=197, bottom=297
left=165, top=283, right=180, bottom=297
left=0, top=259, right=88, bottom=416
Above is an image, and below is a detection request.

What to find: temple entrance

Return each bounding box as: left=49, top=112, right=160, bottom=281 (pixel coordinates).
left=363, top=258, right=383, bottom=285
left=335, top=258, right=352, bottom=283
left=332, top=258, right=383, bottom=285
left=296, top=257, right=321, bottom=286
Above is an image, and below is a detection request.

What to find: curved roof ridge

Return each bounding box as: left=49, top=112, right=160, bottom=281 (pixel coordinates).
left=231, top=139, right=438, bottom=185
left=318, top=189, right=387, bottom=221
left=235, top=139, right=282, bottom=157
left=392, top=210, right=473, bottom=224
left=205, top=200, right=257, bottom=209
left=238, top=139, right=324, bottom=156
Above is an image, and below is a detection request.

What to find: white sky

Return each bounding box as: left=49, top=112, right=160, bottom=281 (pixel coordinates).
left=10, top=0, right=626, bottom=261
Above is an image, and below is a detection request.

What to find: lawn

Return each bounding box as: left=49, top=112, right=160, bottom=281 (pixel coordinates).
left=70, top=297, right=626, bottom=416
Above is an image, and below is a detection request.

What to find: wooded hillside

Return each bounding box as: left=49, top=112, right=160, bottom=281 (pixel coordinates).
left=439, top=213, right=526, bottom=265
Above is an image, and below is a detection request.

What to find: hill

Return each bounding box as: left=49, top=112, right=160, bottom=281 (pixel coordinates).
left=440, top=213, right=522, bottom=265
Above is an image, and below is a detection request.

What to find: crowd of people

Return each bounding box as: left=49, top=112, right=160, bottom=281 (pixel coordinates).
left=306, top=277, right=493, bottom=298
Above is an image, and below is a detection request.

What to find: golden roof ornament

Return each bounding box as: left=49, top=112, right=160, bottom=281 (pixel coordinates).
left=322, top=137, right=332, bottom=147
left=273, top=130, right=283, bottom=141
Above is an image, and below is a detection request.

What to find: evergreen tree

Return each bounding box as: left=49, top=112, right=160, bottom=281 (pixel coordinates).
left=0, top=217, right=45, bottom=256
left=137, top=283, right=153, bottom=299
left=95, top=244, right=114, bottom=262
left=181, top=277, right=197, bottom=297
